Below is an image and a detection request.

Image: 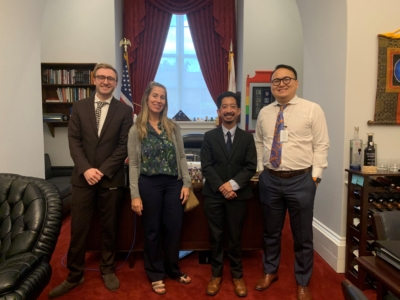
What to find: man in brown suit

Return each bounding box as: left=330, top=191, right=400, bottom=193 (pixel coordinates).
left=49, top=63, right=133, bottom=298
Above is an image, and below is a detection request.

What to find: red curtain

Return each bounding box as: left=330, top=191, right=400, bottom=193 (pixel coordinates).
left=123, top=0, right=236, bottom=114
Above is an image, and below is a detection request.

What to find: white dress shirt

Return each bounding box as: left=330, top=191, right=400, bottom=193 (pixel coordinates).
left=94, top=94, right=112, bottom=136
left=254, top=95, right=330, bottom=178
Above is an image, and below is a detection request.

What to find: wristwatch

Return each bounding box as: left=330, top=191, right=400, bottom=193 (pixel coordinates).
left=313, top=177, right=321, bottom=183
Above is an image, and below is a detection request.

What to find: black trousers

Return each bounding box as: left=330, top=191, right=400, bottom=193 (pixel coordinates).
left=139, top=174, right=184, bottom=282
left=67, top=185, right=123, bottom=283
left=259, top=171, right=316, bottom=286
left=204, top=197, right=247, bottom=279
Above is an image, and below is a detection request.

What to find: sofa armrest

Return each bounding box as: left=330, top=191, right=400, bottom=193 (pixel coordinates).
left=0, top=253, right=44, bottom=295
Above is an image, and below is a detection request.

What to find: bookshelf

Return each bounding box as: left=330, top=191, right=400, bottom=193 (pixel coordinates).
left=41, top=63, right=96, bottom=137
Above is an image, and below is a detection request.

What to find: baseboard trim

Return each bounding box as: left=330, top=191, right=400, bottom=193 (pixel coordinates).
left=313, top=218, right=346, bottom=273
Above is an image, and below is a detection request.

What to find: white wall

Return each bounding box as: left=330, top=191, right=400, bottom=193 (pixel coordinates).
left=297, top=0, right=348, bottom=236
left=345, top=0, right=400, bottom=168
left=0, top=0, right=47, bottom=178
left=237, top=0, right=303, bottom=130
left=41, top=0, right=121, bottom=166
left=296, top=0, right=348, bottom=271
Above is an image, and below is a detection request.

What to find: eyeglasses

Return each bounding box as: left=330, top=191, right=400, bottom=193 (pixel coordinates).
left=95, top=75, right=116, bottom=83
left=271, top=77, right=296, bottom=86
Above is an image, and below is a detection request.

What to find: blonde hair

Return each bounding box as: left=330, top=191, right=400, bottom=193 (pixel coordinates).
left=135, top=81, right=175, bottom=141
left=93, top=63, right=118, bottom=82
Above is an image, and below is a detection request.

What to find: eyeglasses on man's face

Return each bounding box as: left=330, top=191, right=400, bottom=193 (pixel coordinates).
left=271, top=76, right=296, bottom=86
left=95, top=75, right=116, bottom=83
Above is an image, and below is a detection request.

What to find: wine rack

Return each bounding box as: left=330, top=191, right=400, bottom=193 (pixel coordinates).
left=345, top=169, right=400, bottom=289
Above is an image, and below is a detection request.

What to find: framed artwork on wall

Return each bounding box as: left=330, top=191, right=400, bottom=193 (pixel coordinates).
left=251, top=85, right=275, bottom=120
left=245, top=70, right=273, bottom=132
left=369, top=30, right=400, bottom=125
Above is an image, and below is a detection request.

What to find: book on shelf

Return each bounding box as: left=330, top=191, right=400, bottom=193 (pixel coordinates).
left=53, top=87, right=93, bottom=102
left=45, top=97, right=60, bottom=102
left=42, top=68, right=94, bottom=85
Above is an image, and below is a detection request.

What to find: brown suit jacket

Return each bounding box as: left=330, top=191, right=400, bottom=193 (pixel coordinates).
left=68, top=95, right=133, bottom=188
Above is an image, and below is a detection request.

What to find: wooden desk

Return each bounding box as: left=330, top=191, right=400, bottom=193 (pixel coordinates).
left=130, top=182, right=264, bottom=251
left=86, top=183, right=264, bottom=266
left=355, top=256, right=400, bottom=300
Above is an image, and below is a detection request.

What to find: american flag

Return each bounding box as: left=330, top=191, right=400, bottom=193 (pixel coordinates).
left=120, top=53, right=134, bottom=114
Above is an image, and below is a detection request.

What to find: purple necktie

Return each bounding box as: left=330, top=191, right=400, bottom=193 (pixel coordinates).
left=269, top=104, right=288, bottom=168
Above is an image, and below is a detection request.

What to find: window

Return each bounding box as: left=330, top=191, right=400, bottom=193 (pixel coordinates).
left=155, top=14, right=216, bottom=120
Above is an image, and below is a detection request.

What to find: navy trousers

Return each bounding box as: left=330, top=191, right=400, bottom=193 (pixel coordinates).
left=259, top=170, right=316, bottom=286
left=139, top=174, right=184, bottom=282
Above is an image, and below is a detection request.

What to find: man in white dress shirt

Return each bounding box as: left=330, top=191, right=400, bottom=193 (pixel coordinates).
left=254, top=64, right=329, bottom=300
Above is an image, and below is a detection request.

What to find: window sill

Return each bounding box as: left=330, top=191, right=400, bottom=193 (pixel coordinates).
left=176, top=121, right=216, bottom=134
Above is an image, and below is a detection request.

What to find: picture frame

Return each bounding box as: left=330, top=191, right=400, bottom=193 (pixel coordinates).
left=245, top=70, right=273, bottom=132
left=251, top=85, right=275, bottom=120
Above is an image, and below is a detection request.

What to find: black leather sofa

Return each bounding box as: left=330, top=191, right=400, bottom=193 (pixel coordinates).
left=0, top=173, right=63, bottom=300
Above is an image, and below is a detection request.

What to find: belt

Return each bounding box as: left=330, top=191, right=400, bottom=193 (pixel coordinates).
left=264, top=166, right=312, bottom=179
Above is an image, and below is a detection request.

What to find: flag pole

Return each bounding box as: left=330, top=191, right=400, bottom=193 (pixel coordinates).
left=119, top=38, right=141, bottom=119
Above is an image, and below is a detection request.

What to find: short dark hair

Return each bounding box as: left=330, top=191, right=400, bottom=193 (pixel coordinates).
left=93, top=63, right=119, bottom=82
left=217, top=91, right=240, bottom=109
left=271, top=64, right=297, bottom=80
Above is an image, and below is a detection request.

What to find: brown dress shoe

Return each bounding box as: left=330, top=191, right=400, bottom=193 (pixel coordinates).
left=297, top=286, right=312, bottom=300
left=254, top=273, right=278, bottom=291
left=233, top=278, right=248, bottom=297
left=207, top=277, right=222, bottom=296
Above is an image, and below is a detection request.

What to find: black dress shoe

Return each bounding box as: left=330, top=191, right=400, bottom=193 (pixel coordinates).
left=48, top=277, right=84, bottom=299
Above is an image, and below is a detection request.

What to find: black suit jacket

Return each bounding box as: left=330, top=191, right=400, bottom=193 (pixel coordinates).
left=68, top=95, right=133, bottom=188
left=201, top=126, right=257, bottom=200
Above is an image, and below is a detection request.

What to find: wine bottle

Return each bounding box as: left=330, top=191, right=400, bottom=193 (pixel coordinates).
left=368, top=192, right=378, bottom=203
left=363, top=133, right=376, bottom=166
left=369, top=179, right=382, bottom=187
left=353, top=190, right=361, bottom=199
left=371, top=202, right=384, bottom=209
left=381, top=202, right=396, bottom=210
left=376, top=193, right=386, bottom=203
left=388, top=194, right=400, bottom=209
left=350, top=127, right=363, bottom=171
left=375, top=176, right=393, bottom=186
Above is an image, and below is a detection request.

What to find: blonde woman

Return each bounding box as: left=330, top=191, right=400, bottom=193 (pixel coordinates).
left=128, top=81, right=192, bottom=295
